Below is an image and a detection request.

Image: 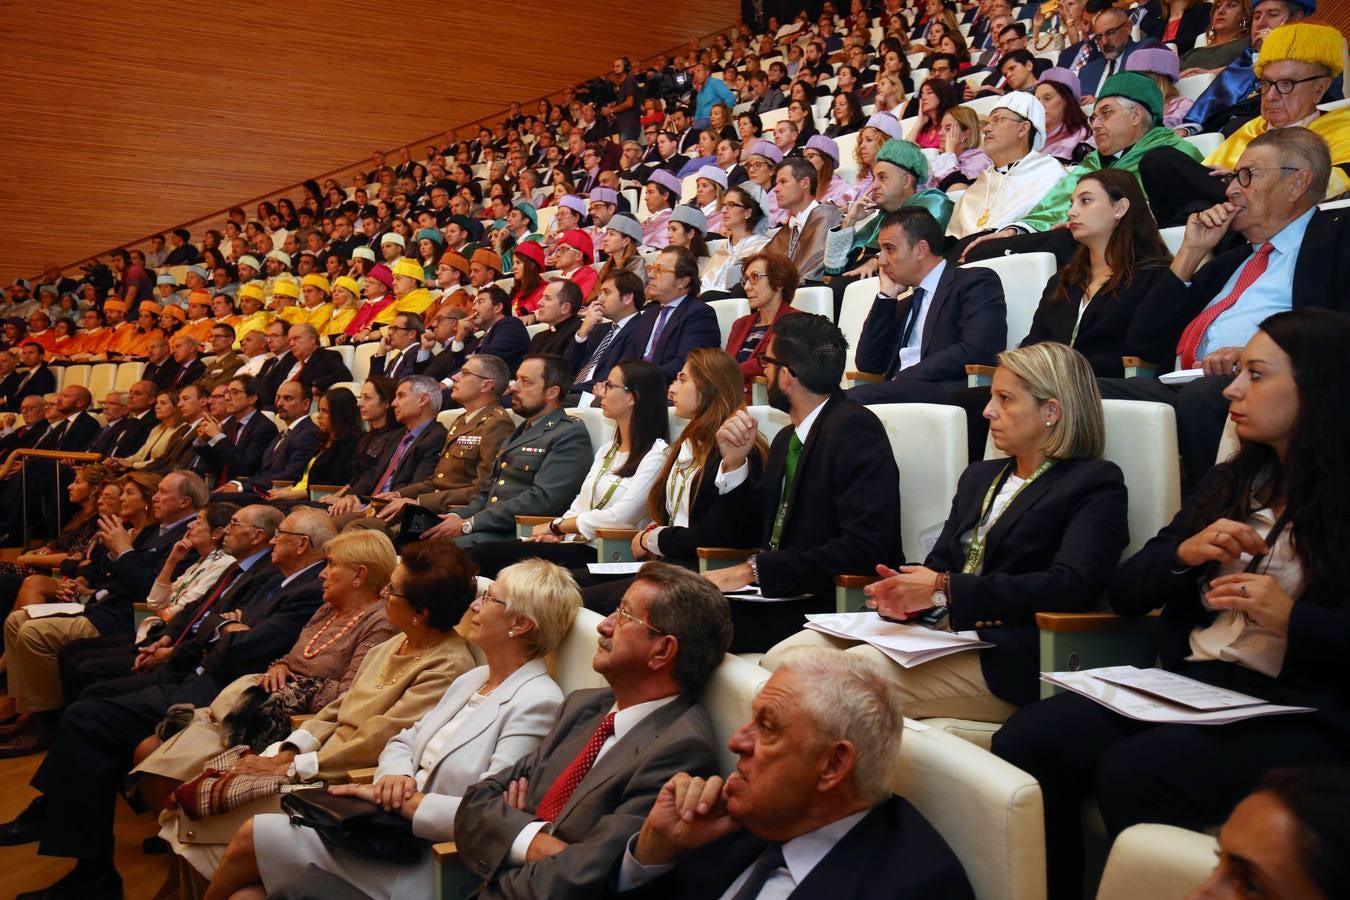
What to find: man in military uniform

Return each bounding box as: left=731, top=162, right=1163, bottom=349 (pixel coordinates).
left=375, top=354, right=515, bottom=522
left=198, top=323, right=246, bottom=391
left=421, top=353, right=592, bottom=547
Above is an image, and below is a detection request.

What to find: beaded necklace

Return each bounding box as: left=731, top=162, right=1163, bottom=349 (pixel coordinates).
left=375, top=637, right=430, bottom=687
left=302, top=605, right=371, bottom=659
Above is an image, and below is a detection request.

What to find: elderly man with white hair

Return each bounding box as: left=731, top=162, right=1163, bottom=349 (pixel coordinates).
left=613, top=648, right=974, bottom=898
left=946, top=92, right=1067, bottom=241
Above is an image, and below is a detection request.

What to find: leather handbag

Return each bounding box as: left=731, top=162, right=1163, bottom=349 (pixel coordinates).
left=280, top=790, right=423, bottom=863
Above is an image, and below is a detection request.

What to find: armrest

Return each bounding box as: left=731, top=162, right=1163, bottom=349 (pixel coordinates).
left=290, top=714, right=315, bottom=728
left=515, top=515, right=553, bottom=526
left=271, top=480, right=296, bottom=489
left=433, top=841, right=460, bottom=863
left=834, top=574, right=880, bottom=589
left=307, top=485, right=345, bottom=501
left=347, top=767, right=377, bottom=784
left=834, top=574, right=879, bottom=613
left=594, top=528, right=638, bottom=541
left=1121, top=356, right=1158, bottom=379
left=1035, top=611, right=1154, bottom=632
left=1037, top=611, right=1159, bottom=699
left=696, top=546, right=755, bottom=574
left=965, top=364, right=996, bottom=388
left=845, top=370, right=884, bottom=383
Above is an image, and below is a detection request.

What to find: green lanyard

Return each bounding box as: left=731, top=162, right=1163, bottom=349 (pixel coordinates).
left=666, top=458, right=694, bottom=523
left=961, top=458, right=1056, bottom=575
left=589, top=442, right=623, bottom=511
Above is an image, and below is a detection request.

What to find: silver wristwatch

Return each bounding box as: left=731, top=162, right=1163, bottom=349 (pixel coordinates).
left=460, top=517, right=474, bottom=535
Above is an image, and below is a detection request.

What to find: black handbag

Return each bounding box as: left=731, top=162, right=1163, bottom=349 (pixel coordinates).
left=280, top=790, right=423, bottom=863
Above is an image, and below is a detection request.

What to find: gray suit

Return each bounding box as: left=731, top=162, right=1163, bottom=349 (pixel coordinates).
left=452, top=407, right=593, bottom=546
left=454, top=688, right=719, bottom=900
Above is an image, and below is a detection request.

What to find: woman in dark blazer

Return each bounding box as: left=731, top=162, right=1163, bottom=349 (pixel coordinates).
left=577, top=348, right=763, bottom=614
left=766, top=342, right=1128, bottom=720
left=993, top=309, right=1350, bottom=900
left=266, top=386, right=362, bottom=501
left=723, top=251, right=802, bottom=399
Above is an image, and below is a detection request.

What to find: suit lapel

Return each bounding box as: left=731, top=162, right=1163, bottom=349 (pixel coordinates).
left=779, top=395, right=837, bottom=532
left=422, top=661, right=550, bottom=781
left=981, top=460, right=1064, bottom=554
left=919, top=263, right=958, bottom=354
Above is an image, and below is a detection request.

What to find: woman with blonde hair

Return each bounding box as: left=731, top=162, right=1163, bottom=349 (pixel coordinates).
left=766, top=342, right=1129, bottom=722
left=324, top=276, right=363, bottom=342
left=110, top=390, right=186, bottom=470
left=209, top=556, right=579, bottom=900
left=589, top=214, right=646, bottom=302
left=930, top=106, right=992, bottom=191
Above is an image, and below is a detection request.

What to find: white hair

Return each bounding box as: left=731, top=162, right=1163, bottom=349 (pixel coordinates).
left=774, top=647, right=903, bottom=803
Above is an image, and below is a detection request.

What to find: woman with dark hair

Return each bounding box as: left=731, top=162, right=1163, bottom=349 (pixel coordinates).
left=725, top=251, right=803, bottom=396
left=276, top=198, right=300, bottom=230
left=302, top=179, right=325, bottom=211
left=200, top=247, right=228, bottom=272
left=879, top=47, right=915, bottom=95
left=1195, top=765, right=1350, bottom=899
left=467, top=360, right=671, bottom=576
left=255, top=201, right=277, bottom=224
left=910, top=77, right=959, bottom=149
left=665, top=207, right=711, bottom=262
left=737, top=111, right=763, bottom=148
left=700, top=185, right=771, bottom=298
left=788, top=80, right=814, bottom=106
left=994, top=308, right=1350, bottom=900
left=1037, top=70, right=1094, bottom=164
left=786, top=98, right=819, bottom=146
left=507, top=241, right=546, bottom=320
left=318, top=378, right=400, bottom=513
left=268, top=388, right=364, bottom=501
left=825, top=90, right=866, bottom=138
left=591, top=215, right=647, bottom=301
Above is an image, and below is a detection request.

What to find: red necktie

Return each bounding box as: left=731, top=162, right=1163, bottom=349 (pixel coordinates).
left=534, top=712, right=616, bottom=822
left=1175, top=242, right=1274, bottom=370
left=374, top=429, right=416, bottom=494
left=170, top=564, right=244, bottom=649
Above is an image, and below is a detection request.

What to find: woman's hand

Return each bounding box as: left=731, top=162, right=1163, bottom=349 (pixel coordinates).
left=97, top=514, right=135, bottom=557
left=863, top=564, right=941, bottom=620
left=1204, top=573, right=1295, bottom=638
left=525, top=533, right=562, bottom=544
left=1175, top=518, right=1268, bottom=568
left=166, top=537, right=193, bottom=567
left=258, top=663, right=292, bottom=693
left=231, top=750, right=295, bottom=776
left=371, top=774, right=418, bottom=811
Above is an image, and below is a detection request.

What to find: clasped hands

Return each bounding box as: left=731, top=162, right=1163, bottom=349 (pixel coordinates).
left=1178, top=518, right=1294, bottom=637
left=863, top=563, right=942, bottom=620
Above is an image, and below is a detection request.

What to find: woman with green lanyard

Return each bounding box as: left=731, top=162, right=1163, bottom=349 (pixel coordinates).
left=951, top=168, right=1187, bottom=462
left=765, top=341, right=1129, bottom=722
left=465, top=360, right=670, bottom=576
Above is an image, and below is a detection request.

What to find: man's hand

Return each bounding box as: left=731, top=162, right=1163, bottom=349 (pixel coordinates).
left=505, top=777, right=530, bottom=810
left=327, top=494, right=365, bottom=517
left=133, top=637, right=173, bottom=673
left=197, top=415, right=222, bottom=440
left=455, top=318, right=477, bottom=343
left=703, top=562, right=754, bottom=593
left=634, top=773, right=740, bottom=866
left=959, top=227, right=1017, bottom=261
left=1182, top=201, right=1237, bottom=255
left=578, top=300, right=606, bottom=338
left=526, top=832, right=570, bottom=863
left=715, top=410, right=758, bottom=474
left=1199, top=347, right=1242, bottom=378
left=98, top=514, right=135, bottom=556
left=376, top=496, right=416, bottom=521
left=232, top=750, right=294, bottom=777
left=419, top=330, right=438, bottom=353
left=422, top=513, right=465, bottom=540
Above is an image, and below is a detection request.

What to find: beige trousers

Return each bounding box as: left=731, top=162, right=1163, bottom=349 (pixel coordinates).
left=4, top=609, right=99, bottom=713
left=762, top=629, right=1019, bottom=723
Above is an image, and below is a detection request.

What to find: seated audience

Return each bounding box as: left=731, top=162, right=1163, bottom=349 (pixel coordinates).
left=770, top=342, right=1128, bottom=720
left=427, top=286, right=530, bottom=383
left=1036, top=69, right=1094, bottom=164
left=194, top=375, right=279, bottom=488
left=1126, top=47, right=1194, bottom=128
left=134, top=500, right=237, bottom=642
left=616, top=648, right=975, bottom=898
left=526, top=280, right=585, bottom=358
left=469, top=360, right=669, bottom=575
left=370, top=312, right=426, bottom=382
left=0, top=465, right=118, bottom=600
left=213, top=380, right=322, bottom=497
left=930, top=107, right=992, bottom=192
left=762, top=158, right=845, bottom=283
left=665, top=207, right=710, bottom=266
left=627, top=247, right=721, bottom=384
left=700, top=186, right=772, bottom=299
left=591, top=215, right=648, bottom=302
left=266, top=387, right=363, bottom=501
left=725, top=252, right=802, bottom=398
left=208, top=556, right=580, bottom=899
left=568, top=271, right=646, bottom=404
left=995, top=310, right=1350, bottom=900
left=314, top=378, right=401, bottom=512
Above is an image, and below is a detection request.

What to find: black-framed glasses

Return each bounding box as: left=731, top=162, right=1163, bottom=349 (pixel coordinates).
left=614, top=600, right=666, bottom=635
left=754, top=350, right=794, bottom=374
left=387, top=323, right=418, bottom=332
left=594, top=380, right=635, bottom=395
left=275, top=528, right=309, bottom=540
left=1255, top=75, right=1326, bottom=96
left=1223, top=166, right=1301, bottom=187
left=721, top=200, right=751, bottom=211
left=1092, top=21, right=1128, bottom=43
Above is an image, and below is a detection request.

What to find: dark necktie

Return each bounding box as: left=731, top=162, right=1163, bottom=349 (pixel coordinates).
left=535, top=712, right=617, bottom=822
left=887, top=287, right=923, bottom=379
left=576, top=325, right=619, bottom=384
left=644, top=306, right=674, bottom=362
left=171, top=564, right=244, bottom=648
left=375, top=430, right=416, bottom=494
left=787, top=223, right=802, bottom=257
left=216, top=419, right=241, bottom=485
left=730, top=843, right=786, bottom=900
left=769, top=433, right=803, bottom=550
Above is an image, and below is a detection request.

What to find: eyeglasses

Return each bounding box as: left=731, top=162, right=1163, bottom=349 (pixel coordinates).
left=1092, top=21, right=1128, bottom=42
left=647, top=263, right=672, bottom=276
left=613, top=600, right=666, bottom=634
left=754, top=350, right=794, bottom=373
left=1223, top=165, right=1301, bottom=187
left=594, top=380, right=634, bottom=395
left=743, top=271, right=769, bottom=286
left=380, top=584, right=407, bottom=601
left=387, top=324, right=418, bottom=332
left=476, top=586, right=509, bottom=608
left=1087, top=104, right=1126, bottom=124
left=226, top=517, right=262, bottom=531
left=275, top=528, right=309, bottom=540
left=456, top=367, right=489, bottom=381
left=721, top=200, right=750, bottom=211
left=986, top=113, right=1026, bottom=128
left=1255, top=75, right=1325, bottom=96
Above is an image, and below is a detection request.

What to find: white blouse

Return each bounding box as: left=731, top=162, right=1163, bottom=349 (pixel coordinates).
left=136, top=548, right=237, bottom=642
left=416, top=691, right=486, bottom=790
left=561, top=438, right=669, bottom=541
left=700, top=233, right=770, bottom=294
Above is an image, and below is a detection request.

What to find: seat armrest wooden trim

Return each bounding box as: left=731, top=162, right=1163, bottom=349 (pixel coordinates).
left=845, top=370, right=884, bottom=383
left=347, top=767, right=377, bottom=784
left=696, top=547, right=755, bottom=561
left=514, top=515, right=553, bottom=526
left=594, top=528, right=638, bottom=540
left=1036, top=611, right=1153, bottom=632
left=834, top=574, right=880, bottom=589
left=433, top=841, right=460, bottom=863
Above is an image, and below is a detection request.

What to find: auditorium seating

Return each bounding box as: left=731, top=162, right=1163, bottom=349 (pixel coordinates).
left=1094, top=824, right=1215, bottom=900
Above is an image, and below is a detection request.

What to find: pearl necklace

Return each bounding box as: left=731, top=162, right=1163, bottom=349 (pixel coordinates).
left=302, top=606, right=370, bottom=659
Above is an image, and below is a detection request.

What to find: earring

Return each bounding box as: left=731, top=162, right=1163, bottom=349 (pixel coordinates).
left=411, top=617, right=421, bottom=627
left=1045, top=420, right=1053, bottom=427
left=507, top=630, right=516, bottom=637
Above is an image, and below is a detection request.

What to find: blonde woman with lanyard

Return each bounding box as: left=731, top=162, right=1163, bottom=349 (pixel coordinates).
left=765, top=342, right=1129, bottom=722
left=464, top=359, right=671, bottom=577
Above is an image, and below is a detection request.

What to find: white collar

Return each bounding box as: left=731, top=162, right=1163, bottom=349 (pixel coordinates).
left=793, top=396, right=828, bottom=444
left=787, top=200, right=820, bottom=230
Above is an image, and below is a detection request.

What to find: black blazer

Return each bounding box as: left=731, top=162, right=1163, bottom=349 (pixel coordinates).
left=34, top=411, right=101, bottom=453
left=159, top=556, right=278, bottom=647
left=143, top=358, right=179, bottom=391
left=348, top=420, right=448, bottom=497
left=90, top=411, right=153, bottom=458
left=241, top=415, right=322, bottom=493
left=527, top=315, right=583, bottom=359
left=1111, top=474, right=1350, bottom=739
left=1022, top=265, right=1189, bottom=376
left=0, top=371, right=23, bottom=408
left=263, top=348, right=351, bottom=403
left=305, top=434, right=359, bottom=486
left=433, top=315, right=531, bottom=381
left=194, top=562, right=325, bottom=689
left=370, top=346, right=421, bottom=382
left=197, top=411, right=280, bottom=481
left=624, top=297, right=722, bottom=383
left=926, top=457, right=1128, bottom=706
left=855, top=265, right=1006, bottom=385
left=728, top=393, right=901, bottom=601
left=164, top=357, right=206, bottom=392
left=86, top=516, right=200, bottom=637
left=12, top=364, right=56, bottom=402
left=565, top=317, right=641, bottom=397
left=609, top=795, right=974, bottom=900
left=652, top=446, right=764, bottom=563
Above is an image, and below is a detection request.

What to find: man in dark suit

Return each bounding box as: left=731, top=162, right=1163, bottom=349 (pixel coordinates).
left=0, top=470, right=205, bottom=756
left=369, top=312, right=425, bottom=382
left=150, top=384, right=215, bottom=477
left=263, top=323, right=351, bottom=403
left=762, top=158, right=845, bottom=283
left=1100, top=127, right=1350, bottom=488
left=452, top=562, right=731, bottom=900
left=0, top=349, right=23, bottom=410
left=567, top=270, right=645, bottom=404
left=162, top=334, right=207, bottom=393
left=0, top=394, right=48, bottom=457
left=0, top=507, right=330, bottom=897
left=326, top=376, right=448, bottom=516
left=254, top=320, right=292, bottom=400
left=214, top=380, right=321, bottom=497
left=193, top=374, right=279, bottom=488
left=526, top=280, right=585, bottom=358
left=11, top=342, right=56, bottom=405
left=625, top=247, right=721, bottom=384
left=2, top=384, right=103, bottom=539
left=1077, top=8, right=1156, bottom=102
left=613, top=650, right=974, bottom=900
left=100, top=380, right=157, bottom=460
left=426, top=286, right=531, bottom=384
left=633, top=132, right=690, bottom=183
left=140, top=335, right=179, bottom=390
left=706, top=313, right=903, bottom=652
left=848, top=208, right=1007, bottom=405
left=88, top=390, right=132, bottom=458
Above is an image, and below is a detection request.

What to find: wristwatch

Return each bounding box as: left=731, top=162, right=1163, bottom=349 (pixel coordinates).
left=549, top=517, right=565, bottom=536
left=748, top=554, right=761, bottom=586
left=460, top=517, right=474, bottom=535
left=930, top=572, right=950, bottom=609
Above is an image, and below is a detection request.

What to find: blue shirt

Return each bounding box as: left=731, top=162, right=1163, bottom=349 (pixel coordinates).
left=1196, top=207, right=1315, bottom=359
left=693, top=77, right=735, bottom=128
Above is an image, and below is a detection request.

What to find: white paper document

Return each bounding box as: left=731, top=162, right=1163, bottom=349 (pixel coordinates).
left=1160, top=368, right=1203, bottom=385
left=587, top=562, right=643, bottom=576
left=25, top=603, right=87, bottom=619
left=725, top=586, right=812, bottom=603
left=1041, top=666, right=1315, bottom=725
left=804, top=612, right=992, bottom=668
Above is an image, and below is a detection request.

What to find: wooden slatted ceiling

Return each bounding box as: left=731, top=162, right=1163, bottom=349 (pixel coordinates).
left=0, top=0, right=736, bottom=278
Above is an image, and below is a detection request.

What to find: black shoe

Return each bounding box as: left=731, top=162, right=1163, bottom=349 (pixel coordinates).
left=0, top=795, right=46, bottom=846
left=14, top=863, right=122, bottom=900
left=141, top=835, right=169, bottom=854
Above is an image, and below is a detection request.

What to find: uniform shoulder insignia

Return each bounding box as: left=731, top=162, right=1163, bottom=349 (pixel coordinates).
left=562, top=414, right=581, bottom=424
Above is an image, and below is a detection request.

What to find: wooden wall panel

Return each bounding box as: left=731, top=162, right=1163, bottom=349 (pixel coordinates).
left=0, top=0, right=736, bottom=278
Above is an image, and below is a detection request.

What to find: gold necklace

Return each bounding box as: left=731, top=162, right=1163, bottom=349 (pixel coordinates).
left=374, top=638, right=430, bottom=687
